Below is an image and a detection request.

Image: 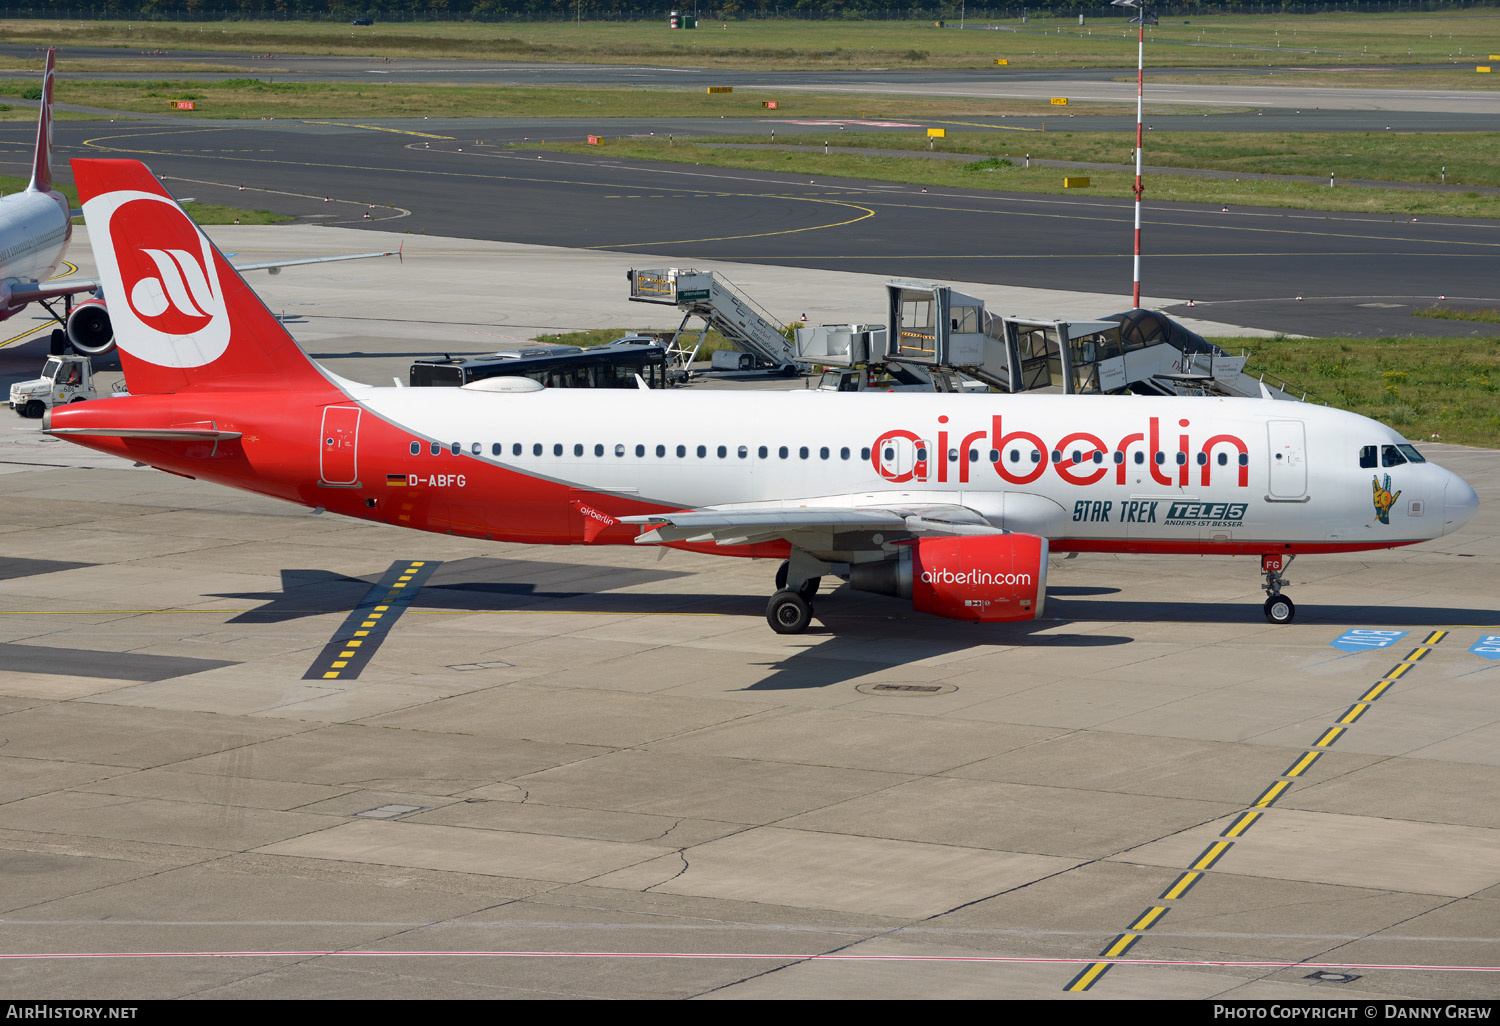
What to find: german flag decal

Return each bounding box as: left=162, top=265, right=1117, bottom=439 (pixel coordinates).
left=386, top=473, right=410, bottom=487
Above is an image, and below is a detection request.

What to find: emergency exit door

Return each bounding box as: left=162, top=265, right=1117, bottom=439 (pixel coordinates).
left=320, top=406, right=361, bottom=486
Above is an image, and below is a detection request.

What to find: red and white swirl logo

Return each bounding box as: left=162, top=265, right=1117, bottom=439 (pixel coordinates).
left=89, top=189, right=230, bottom=368
left=112, top=199, right=217, bottom=334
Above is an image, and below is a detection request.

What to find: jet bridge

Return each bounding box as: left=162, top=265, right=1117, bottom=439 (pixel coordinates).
left=882, top=280, right=1298, bottom=400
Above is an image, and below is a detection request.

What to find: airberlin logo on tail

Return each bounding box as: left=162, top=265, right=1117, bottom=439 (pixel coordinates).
left=82, top=189, right=230, bottom=369
left=128, top=247, right=217, bottom=333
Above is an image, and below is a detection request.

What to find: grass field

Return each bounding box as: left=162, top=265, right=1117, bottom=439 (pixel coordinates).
left=535, top=137, right=1500, bottom=219
left=701, top=129, right=1500, bottom=189
left=0, top=173, right=288, bottom=226
left=4, top=11, right=1500, bottom=70
left=1147, top=68, right=1500, bottom=90
left=0, top=78, right=1147, bottom=121
left=1227, top=334, right=1500, bottom=447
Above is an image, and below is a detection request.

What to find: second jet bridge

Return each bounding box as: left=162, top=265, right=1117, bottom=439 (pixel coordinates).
left=883, top=280, right=1293, bottom=399
left=885, top=279, right=1118, bottom=394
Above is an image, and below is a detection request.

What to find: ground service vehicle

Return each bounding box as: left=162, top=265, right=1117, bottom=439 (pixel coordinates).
left=410, top=340, right=669, bottom=390
left=8, top=355, right=98, bottom=417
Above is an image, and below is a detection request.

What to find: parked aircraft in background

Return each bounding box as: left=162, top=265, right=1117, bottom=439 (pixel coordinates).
left=45, top=158, right=1480, bottom=633
left=0, top=49, right=75, bottom=347
left=0, top=49, right=395, bottom=357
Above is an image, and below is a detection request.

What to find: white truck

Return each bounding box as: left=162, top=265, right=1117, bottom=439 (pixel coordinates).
left=8, top=355, right=98, bottom=418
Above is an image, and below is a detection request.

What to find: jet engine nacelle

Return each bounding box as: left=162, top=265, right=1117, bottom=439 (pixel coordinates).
left=65, top=297, right=114, bottom=356
left=849, top=533, right=1048, bottom=622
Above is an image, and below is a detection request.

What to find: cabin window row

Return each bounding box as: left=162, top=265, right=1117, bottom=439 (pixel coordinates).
left=913, top=447, right=1248, bottom=468
left=409, top=440, right=874, bottom=461
left=407, top=439, right=1250, bottom=469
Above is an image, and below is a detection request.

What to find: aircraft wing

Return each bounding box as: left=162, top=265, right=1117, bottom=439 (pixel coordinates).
left=621, top=502, right=1001, bottom=547
left=229, top=250, right=399, bottom=274
left=9, top=250, right=397, bottom=306
left=6, top=277, right=100, bottom=304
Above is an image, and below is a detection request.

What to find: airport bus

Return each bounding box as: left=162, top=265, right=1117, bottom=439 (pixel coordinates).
left=409, top=338, right=669, bottom=390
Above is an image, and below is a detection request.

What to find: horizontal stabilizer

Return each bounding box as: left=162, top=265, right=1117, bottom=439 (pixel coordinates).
left=46, top=427, right=242, bottom=441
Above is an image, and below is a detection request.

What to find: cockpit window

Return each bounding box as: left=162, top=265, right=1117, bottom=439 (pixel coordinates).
left=1381, top=444, right=1407, bottom=468
left=1359, top=445, right=1378, bottom=469
left=1396, top=443, right=1426, bottom=464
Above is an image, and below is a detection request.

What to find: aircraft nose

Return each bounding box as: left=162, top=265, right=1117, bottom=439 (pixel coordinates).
left=1443, top=472, right=1479, bottom=535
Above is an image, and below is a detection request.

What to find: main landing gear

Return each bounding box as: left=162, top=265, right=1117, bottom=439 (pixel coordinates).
left=768, top=558, right=823, bottom=634
left=1262, top=553, right=1296, bottom=624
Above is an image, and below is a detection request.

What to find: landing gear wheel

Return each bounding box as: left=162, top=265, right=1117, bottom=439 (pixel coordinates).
left=767, top=590, right=813, bottom=634
left=774, top=562, right=820, bottom=600
left=1264, top=594, right=1296, bottom=624
left=48, top=329, right=66, bottom=356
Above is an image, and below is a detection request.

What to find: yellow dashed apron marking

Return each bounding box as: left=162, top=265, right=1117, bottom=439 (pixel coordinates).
left=1190, top=840, right=1234, bottom=872
left=1338, top=703, right=1370, bottom=725
left=303, top=560, right=439, bottom=681
left=1284, top=751, right=1322, bottom=778
left=1159, top=872, right=1202, bottom=901
left=1221, top=810, right=1262, bottom=839
left=1253, top=779, right=1293, bottom=808
left=1312, top=726, right=1345, bottom=749
left=1130, top=907, right=1169, bottom=931
left=1067, top=630, right=1454, bottom=994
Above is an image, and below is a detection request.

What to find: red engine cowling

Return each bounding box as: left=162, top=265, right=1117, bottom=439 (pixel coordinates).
left=65, top=297, right=114, bottom=356
left=850, top=533, right=1048, bottom=623
left=912, top=534, right=1047, bottom=622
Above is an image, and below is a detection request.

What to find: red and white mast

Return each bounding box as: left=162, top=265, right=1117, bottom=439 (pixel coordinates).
left=1113, top=0, right=1155, bottom=309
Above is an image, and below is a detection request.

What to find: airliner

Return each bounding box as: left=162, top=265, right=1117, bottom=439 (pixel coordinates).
left=44, top=158, right=1480, bottom=633
left=0, top=50, right=394, bottom=356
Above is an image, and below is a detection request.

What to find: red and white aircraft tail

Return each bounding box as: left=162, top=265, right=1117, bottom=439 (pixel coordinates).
left=27, top=47, right=55, bottom=195
left=73, top=160, right=332, bottom=394
left=49, top=157, right=1480, bottom=635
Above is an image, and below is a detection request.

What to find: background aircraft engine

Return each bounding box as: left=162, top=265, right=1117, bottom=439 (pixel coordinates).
left=64, top=298, right=114, bottom=356
left=849, top=534, right=1048, bottom=623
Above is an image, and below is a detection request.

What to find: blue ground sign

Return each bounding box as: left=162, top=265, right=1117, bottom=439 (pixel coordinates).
left=1331, top=629, right=1408, bottom=653
left=1471, top=635, right=1500, bottom=660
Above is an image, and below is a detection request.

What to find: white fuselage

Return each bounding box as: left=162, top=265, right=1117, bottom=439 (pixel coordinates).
left=0, top=187, right=71, bottom=316
left=352, top=387, right=1475, bottom=552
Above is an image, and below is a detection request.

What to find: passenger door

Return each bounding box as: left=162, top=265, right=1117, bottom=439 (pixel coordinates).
left=1266, top=420, right=1307, bottom=500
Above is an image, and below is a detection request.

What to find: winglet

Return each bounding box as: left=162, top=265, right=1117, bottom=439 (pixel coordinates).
left=27, top=48, right=55, bottom=194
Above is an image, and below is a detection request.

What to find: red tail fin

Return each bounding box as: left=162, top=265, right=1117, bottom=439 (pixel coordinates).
left=27, top=48, right=54, bottom=194
left=71, top=159, right=333, bottom=396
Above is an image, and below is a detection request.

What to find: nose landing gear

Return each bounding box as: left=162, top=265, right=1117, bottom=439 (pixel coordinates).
left=1262, top=553, right=1296, bottom=624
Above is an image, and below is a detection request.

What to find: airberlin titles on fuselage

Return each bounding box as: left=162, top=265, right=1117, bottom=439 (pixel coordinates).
left=870, top=415, right=1251, bottom=487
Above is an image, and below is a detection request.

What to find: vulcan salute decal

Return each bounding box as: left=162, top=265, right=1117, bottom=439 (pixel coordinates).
left=1373, top=474, right=1402, bottom=524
